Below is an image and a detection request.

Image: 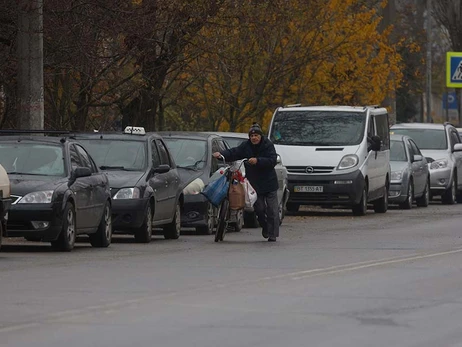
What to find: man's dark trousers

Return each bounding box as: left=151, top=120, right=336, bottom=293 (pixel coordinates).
left=253, top=190, right=279, bottom=238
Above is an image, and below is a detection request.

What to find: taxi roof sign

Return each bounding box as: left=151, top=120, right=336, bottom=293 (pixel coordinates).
left=124, top=126, right=146, bottom=135
left=446, top=52, right=462, bottom=88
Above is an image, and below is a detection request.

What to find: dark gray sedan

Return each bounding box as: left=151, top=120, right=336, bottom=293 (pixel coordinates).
left=389, top=134, right=430, bottom=209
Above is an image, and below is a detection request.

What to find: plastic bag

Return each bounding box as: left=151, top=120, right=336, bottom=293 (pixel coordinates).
left=202, top=174, right=229, bottom=207
left=243, top=178, right=257, bottom=208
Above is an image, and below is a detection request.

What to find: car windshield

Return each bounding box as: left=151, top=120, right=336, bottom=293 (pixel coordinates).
left=0, top=143, right=65, bottom=176
left=390, top=140, right=407, bottom=162
left=223, top=137, right=246, bottom=148
left=391, top=128, right=447, bottom=150
left=164, top=138, right=207, bottom=170
left=78, top=139, right=147, bottom=171
left=269, top=111, right=367, bottom=146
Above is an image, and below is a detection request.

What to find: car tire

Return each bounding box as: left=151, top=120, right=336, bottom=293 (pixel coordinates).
left=416, top=178, right=430, bottom=207
left=442, top=176, right=457, bottom=205
left=399, top=179, right=413, bottom=210
left=243, top=211, right=259, bottom=228
left=286, top=203, right=300, bottom=213
left=164, top=202, right=181, bottom=240
left=279, top=192, right=287, bottom=226
left=89, top=201, right=112, bottom=248
left=51, top=202, right=76, bottom=252
left=196, top=203, right=215, bottom=235
left=352, top=185, right=367, bottom=216
left=373, top=183, right=388, bottom=213
left=134, top=204, right=152, bottom=243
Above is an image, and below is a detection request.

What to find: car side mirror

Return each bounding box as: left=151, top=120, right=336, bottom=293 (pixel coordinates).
left=152, top=164, right=170, bottom=174
left=368, top=135, right=381, bottom=152
left=73, top=167, right=92, bottom=179
left=425, top=157, right=434, bottom=163
left=412, top=154, right=423, bottom=162
left=453, top=143, right=462, bottom=152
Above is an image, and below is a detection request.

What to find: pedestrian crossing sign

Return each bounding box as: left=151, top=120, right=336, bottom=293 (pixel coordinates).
left=447, top=52, right=462, bottom=88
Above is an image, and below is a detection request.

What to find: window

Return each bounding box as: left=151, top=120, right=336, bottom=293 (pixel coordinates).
left=450, top=129, right=460, bottom=149
left=156, top=140, right=171, bottom=166
left=374, top=113, right=390, bottom=150
left=409, top=139, right=422, bottom=157
left=151, top=141, right=161, bottom=167
left=75, top=145, right=95, bottom=172
left=70, top=146, right=81, bottom=171
left=390, top=140, right=407, bottom=162
left=391, top=128, right=447, bottom=150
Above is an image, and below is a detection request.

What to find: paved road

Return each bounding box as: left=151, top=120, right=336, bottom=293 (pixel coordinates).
left=1, top=203, right=462, bottom=347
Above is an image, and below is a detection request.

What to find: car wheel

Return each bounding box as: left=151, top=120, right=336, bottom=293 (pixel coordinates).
left=89, top=201, right=112, bottom=248
left=352, top=185, right=367, bottom=216
left=442, top=176, right=457, bottom=204
left=134, top=204, right=152, bottom=243
left=51, top=202, right=76, bottom=252
left=278, top=193, right=286, bottom=226
left=196, top=203, right=215, bottom=235
left=243, top=211, right=259, bottom=228
left=164, top=202, right=181, bottom=239
left=399, top=179, right=413, bottom=210
left=416, top=178, right=430, bottom=207
left=373, top=183, right=388, bottom=213
left=286, top=203, right=299, bottom=213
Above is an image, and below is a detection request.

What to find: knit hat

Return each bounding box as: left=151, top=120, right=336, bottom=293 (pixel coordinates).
left=248, top=123, right=263, bottom=136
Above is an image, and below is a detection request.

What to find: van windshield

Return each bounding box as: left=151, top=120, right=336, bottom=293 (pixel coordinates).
left=269, top=111, right=367, bottom=146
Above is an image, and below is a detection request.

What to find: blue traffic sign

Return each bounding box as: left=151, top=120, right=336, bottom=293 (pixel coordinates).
left=447, top=52, right=462, bottom=88
left=443, top=92, right=458, bottom=110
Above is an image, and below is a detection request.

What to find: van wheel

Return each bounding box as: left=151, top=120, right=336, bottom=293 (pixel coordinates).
left=352, top=186, right=367, bottom=216
left=286, top=203, right=299, bottom=213
left=442, top=176, right=456, bottom=204
left=416, top=178, right=430, bottom=207
left=399, top=179, right=413, bottom=210
left=374, top=184, right=388, bottom=213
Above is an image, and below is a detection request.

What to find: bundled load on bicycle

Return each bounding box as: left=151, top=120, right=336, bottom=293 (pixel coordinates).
left=203, top=123, right=280, bottom=242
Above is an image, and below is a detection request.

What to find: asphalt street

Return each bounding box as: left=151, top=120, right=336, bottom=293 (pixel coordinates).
left=1, top=202, right=462, bottom=347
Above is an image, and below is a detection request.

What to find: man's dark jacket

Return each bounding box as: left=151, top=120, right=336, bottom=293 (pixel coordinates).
left=220, top=136, right=278, bottom=195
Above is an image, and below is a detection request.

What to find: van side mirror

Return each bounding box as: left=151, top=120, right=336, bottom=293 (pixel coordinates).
left=412, top=154, right=423, bottom=162
left=368, top=135, right=381, bottom=152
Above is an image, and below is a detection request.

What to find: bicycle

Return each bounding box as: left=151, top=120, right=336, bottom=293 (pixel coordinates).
left=214, top=156, right=247, bottom=242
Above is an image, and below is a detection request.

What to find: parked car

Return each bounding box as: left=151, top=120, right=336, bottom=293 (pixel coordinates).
left=0, top=133, right=112, bottom=251
left=388, top=134, right=430, bottom=209
left=73, top=126, right=182, bottom=242
left=211, top=131, right=290, bottom=227
left=390, top=122, right=462, bottom=204
left=160, top=131, right=243, bottom=234
left=0, top=164, right=11, bottom=250
left=268, top=105, right=390, bottom=216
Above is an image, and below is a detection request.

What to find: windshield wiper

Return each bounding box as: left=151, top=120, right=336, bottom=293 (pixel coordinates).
left=7, top=172, right=46, bottom=176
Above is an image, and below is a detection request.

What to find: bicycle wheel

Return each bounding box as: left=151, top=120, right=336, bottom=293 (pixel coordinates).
left=215, top=199, right=229, bottom=242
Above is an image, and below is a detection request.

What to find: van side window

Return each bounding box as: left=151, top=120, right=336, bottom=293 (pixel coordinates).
left=374, top=114, right=390, bottom=150
left=367, top=117, right=376, bottom=138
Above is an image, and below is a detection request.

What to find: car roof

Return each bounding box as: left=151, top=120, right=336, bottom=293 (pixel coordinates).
left=70, top=131, right=162, bottom=141
left=204, top=131, right=248, bottom=139
left=158, top=131, right=220, bottom=140
left=391, top=122, right=447, bottom=130
left=390, top=134, right=408, bottom=141
left=0, top=135, right=69, bottom=145
left=276, top=105, right=386, bottom=113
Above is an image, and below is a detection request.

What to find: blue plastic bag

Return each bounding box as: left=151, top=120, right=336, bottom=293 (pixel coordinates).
left=202, top=173, right=229, bottom=207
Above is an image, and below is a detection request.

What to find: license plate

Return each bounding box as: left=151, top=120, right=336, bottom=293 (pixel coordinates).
left=294, top=185, right=323, bottom=193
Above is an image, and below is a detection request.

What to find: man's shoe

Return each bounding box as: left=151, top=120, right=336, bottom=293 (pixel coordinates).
left=262, top=228, right=268, bottom=239
left=268, top=237, right=277, bottom=242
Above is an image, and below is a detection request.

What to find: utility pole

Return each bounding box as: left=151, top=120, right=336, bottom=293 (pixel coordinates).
left=426, top=0, right=432, bottom=123
left=17, top=0, right=44, bottom=130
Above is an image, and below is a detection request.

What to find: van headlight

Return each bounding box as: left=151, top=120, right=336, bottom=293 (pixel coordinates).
left=183, top=178, right=205, bottom=195
left=391, top=170, right=403, bottom=182
left=430, top=159, right=448, bottom=170
left=337, top=154, right=359, bottom=170
left=18, top=190, right=54, bottom=204
left=113, top=187, right=140, bottom=199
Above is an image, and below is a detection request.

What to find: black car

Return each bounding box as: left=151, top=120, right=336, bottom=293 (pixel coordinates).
left=160, top=131, right=240, bottom=234
left=73, top=127, right=183, bottom=242
left=0, top=134, right=112, bottom=251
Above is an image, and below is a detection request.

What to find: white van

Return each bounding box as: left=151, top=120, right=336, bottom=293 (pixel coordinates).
left=268, top=105, right=390, bottom=215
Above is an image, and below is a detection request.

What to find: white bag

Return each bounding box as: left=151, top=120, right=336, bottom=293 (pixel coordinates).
left=243, top=178, right=257, bottom=208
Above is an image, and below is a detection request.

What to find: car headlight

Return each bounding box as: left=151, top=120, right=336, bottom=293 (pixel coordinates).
left=18, top=190, right=53, bottom=204
left=337, top=154, right=359, bottom=170
left=183, top=178, right=205, bottom=195
left=430, top=159, right=448, bottom=170
left=391, top=170, right=403, bottom=182
left=113, top=187, right=140, bottom=199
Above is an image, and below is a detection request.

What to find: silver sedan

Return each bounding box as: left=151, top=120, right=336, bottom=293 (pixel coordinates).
left=389, top=134, right=430, bottom=209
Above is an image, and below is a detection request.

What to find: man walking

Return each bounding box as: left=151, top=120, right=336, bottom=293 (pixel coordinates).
left=213, top=123, right=280, bottom=242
